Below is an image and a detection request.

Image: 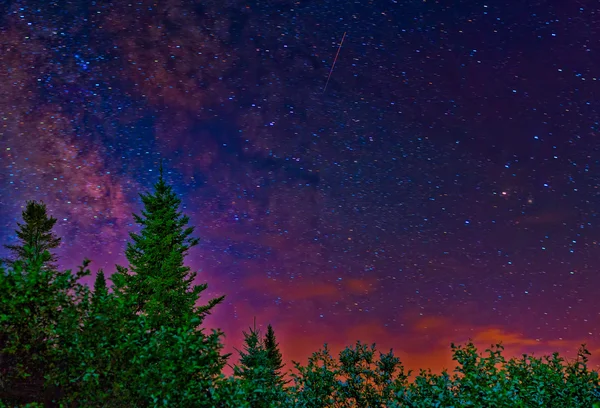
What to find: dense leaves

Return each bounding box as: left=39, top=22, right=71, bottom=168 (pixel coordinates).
left=286, top=341, right=600, bottom=407
left=288, top=342, right=410, bottom=407
left=0, top=249, right=89, bottom=405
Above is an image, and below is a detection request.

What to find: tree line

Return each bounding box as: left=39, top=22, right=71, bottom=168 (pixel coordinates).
left=1, top=165, right=599, bottom=407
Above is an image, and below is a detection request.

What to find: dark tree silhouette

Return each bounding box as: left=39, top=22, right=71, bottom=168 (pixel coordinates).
left=2, top=200, right=61, bottom=271
left=264, top=323, right=286, bottom=386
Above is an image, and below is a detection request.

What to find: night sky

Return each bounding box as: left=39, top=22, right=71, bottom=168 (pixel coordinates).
left=1, top=0, right=600, bottom=374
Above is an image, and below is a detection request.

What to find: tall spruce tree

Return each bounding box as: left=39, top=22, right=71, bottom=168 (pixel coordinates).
left=103, top=163, right=229, bottom=405
left=264, top=323, right=286, bottom=385
left=2, top=200, right=61, bottom=270
left=114, top=162, right=224, bottom=328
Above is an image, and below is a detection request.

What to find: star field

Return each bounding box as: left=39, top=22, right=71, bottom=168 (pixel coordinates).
left=1, top=0, right=599, bottom=373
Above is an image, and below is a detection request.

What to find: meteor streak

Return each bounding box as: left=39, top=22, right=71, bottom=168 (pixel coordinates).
left=323, top=31, right=347, bottom=94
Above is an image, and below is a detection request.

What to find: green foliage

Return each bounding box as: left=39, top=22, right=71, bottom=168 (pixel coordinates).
left=264, top=324, right=286, bottom=386
left=288, top=340, right=600, bottom=407
left=2, top=200, right=61, bottom=271
left=399, top=341, right=600, bottom=408
left=289, top=345, right=339, bottom=408
left=46, top=166, right=232, bottom=406
left=91, top=269, right=109, bottom=310
left=233, top=321, right=287, bottom=407
left=289, top=341, right=410, bottom=407
left=98, top=314, right=227, bottom=406
left=116, top=163, right=224, bottom=330
left=45, top=258, right=231, bottom=407
left=3, top=174, right=600, bottom=407
left=0, top=247, right=89, bottom=405
left=48, top=267, right=122, bottom=405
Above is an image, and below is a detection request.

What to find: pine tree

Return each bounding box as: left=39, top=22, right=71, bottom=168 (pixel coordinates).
left=90, top=269, right=108, bottom=312
left=2, top=200, right=61, bottom=270
left=235, top=319, right=269, bottom=382
left=0, top=247, right=91, bottom=405
left=234, top=319, right=287, bottom=407
left=264, top=323, right=286, bottom=386
left=56, top=268, right=121, bottom=404
left=101, top=163, right=229, bottom=405
left=234, top=321, right=272, bottom=407
left=114, top=162, right=224, bottom=328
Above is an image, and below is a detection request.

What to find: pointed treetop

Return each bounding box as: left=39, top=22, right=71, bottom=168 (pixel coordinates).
left=91, top=269, right=109, bottom=311
left=93, top=269, right=108, bottom=296
left=264, top=323, right=285, bottom=381
left=2, top=200, right=61, bottom=270
left=153, top=158, right=170, bottom=198
left=234, top=319, right=267, bottom=380
left=117, top=162, right=224, bottom=329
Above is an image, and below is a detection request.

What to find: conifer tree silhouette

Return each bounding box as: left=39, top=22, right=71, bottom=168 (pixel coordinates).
left=2, top=200, right=61, bottom=271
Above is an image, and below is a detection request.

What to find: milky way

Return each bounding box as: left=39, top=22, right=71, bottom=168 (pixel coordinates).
left=1, top=0, right=599, bottom=373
